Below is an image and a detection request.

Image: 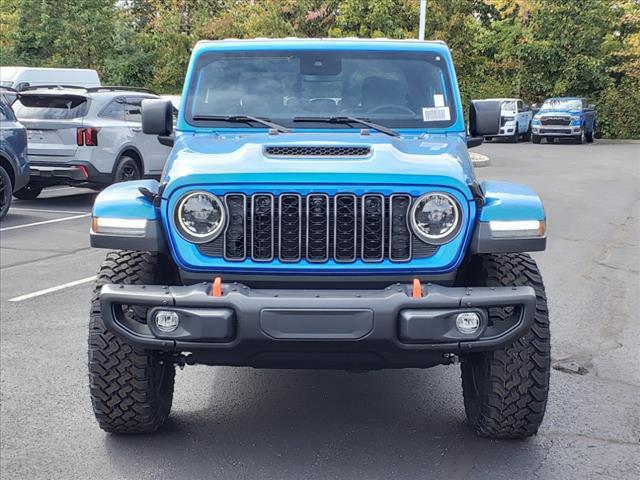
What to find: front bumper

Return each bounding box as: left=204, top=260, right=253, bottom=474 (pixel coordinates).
left=533, top=125, right=581, bottom=136
left=29, top=161, right=111, bottom=187
left=495, top=121, right=517, bottom=136
left=100, top=281, right=536, bottom=369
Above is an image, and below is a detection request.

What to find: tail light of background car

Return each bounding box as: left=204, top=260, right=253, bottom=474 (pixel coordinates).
left=77, top=127, right=100, bottom=146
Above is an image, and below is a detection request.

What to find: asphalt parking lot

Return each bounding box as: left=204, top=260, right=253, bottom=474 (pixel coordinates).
left=1, top=141, right=639, bottom=479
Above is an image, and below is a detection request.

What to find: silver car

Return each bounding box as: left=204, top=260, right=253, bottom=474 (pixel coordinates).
left=11, top=86, right=171, bottom=199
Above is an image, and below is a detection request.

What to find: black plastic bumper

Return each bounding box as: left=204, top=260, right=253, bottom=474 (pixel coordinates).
left=100, top=281, right=537, bottom=369
left=29, top=162, right=112, bottom=187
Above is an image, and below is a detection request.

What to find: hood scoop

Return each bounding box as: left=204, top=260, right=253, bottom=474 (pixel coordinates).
left=264, top=145, right=371, bottom=158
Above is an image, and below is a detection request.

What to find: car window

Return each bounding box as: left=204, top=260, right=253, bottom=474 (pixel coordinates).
left=13, top=94, right=88, bottom=119
left=517, top=100, right=523, bottom=111
left=0, top=104, right=9, bottom=122
left=124, top=97, right=143, bottom=123
left=101, top=98, right=125, bottom=120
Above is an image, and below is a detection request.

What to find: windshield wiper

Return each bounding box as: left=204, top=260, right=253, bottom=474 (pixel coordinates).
left=192, top=115, right=289, bottom=133
left=293, top=116, right=400, bottom=137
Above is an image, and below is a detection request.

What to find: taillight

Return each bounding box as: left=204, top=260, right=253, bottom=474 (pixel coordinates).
left=77, top=127, right=100, bottom=146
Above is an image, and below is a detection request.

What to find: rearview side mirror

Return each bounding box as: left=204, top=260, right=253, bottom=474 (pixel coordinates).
left=142, top=99, right=174, bottom=146
left=467, top=100, right=502, bottom=148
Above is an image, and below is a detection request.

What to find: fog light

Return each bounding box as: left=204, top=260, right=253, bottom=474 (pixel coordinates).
left=155, top=310, right=179, bottom=332
left=455, top=312, right=480, bottom=334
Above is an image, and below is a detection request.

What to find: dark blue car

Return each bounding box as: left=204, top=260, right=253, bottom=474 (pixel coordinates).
left=531, top=97, right=596, bottom=144
left=0, top=94, right=30, bottom=219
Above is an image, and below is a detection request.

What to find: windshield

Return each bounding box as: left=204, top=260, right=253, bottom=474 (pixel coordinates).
left=13, top=94, right=88, bottom=119
left=500, top=100, right=516, bottom=112
left=540, top=99, right=582, bottom=112
left=184, top=49, right=457, bottom=129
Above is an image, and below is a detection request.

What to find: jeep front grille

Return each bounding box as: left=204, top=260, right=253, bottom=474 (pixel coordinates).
left=198, top=193, right=439, bottom=263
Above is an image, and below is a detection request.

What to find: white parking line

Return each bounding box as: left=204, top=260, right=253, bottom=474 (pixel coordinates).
left=0, top=213, right=91, bottom=232
left=44, top=186, right=79, bottom=192
left=11, top=207, right=90, bottom=215
left=8, top=276, right=96, bottom=302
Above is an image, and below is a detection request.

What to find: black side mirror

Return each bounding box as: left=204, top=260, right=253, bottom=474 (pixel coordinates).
left=142, top=99, right=174, bottom=146
left=467, top=100, right=501, bottom=148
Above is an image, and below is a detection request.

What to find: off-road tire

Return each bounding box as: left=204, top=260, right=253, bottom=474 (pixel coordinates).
left=88, top=251, right=176, bottom=434
left=532, top=134, right=541, bottom=144
left=575, top=128, right=586, bottom=144
left=522, top=124, right=532, bottom=142
left=460, top=253, right=550, bottom=439
left=13, top=184, right=42, bottom=200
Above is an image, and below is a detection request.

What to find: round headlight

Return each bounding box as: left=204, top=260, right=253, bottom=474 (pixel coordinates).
left=410, top=192, right=461, bottom=244
left=175, top=191, right=226, bottom=243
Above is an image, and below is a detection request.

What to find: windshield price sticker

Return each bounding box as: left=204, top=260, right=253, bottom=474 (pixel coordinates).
left=423, top=106, right=451, bottom=122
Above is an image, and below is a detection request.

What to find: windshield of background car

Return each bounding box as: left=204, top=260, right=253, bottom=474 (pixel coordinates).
left=500, top=101, right=516, bottom=112
left=184, top=49, right=457, bottom=129
left=540, top=99, right=582, bottom=112
left=13, top=94, right=88, bottom=120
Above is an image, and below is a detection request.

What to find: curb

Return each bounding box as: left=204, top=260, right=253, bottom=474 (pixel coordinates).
left=595, top=139, right=640, bottom=144
left=470, top=152, right=491, bottom=168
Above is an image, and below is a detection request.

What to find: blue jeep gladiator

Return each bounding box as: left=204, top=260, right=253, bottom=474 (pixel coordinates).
left=88, top=39, right=550, bottom=439
left=531, top=97, right=596, bottom=144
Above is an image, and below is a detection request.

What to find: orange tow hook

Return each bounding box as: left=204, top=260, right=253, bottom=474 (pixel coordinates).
left=412, top=278, right=423, bottom=299
left=211, top=277, right=223, bottom=297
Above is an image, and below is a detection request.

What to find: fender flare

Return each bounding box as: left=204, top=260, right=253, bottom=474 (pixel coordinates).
left=90, top=179, right=166, bottom=252
left=470, top=181, right=546, bottom=253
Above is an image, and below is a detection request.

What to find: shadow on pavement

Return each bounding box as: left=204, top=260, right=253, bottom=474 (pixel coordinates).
left=102, top=367, right=549, bottom=479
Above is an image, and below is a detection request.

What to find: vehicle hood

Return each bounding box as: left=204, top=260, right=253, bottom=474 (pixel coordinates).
left=535, top=109, right=582, bottom=119
left=162, top=132, right=475, bottom=200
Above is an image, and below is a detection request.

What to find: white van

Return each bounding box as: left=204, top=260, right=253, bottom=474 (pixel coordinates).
left=0, top=67, right=101, bottom=91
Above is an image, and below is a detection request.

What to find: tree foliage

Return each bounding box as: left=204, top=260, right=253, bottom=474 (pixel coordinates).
left=0, top=0, right=637, bottom=137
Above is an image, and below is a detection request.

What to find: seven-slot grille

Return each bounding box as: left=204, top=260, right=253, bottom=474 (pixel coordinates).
left=199, top=193, right=439, bottom=263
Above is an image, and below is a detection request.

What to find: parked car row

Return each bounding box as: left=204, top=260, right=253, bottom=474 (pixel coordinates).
left=0, top=81, right=180, bottom=218
left=482, top=96, right=597, bottom=145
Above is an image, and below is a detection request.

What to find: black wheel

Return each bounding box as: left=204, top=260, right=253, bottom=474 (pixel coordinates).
left=586, top=125, right=594, bottom=143
left=113, top=155, right=141, bottom=183
left=0, top=165, right=12, bottom=219
left=532, top=134, right=541, bottom=144
left=13, top=184, right=42, bottom=200
left=460, top=253, right=550, bottom=439
left=88, top=251, right=177, bottom=434
left=509, top=125, right=519, bottom=143
left=575, top=127, right=586, bottom=144
left=522, top=124, right=532, bottom=142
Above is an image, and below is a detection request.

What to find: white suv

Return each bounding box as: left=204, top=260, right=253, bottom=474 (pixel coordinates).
left=11, top=86, right=171, bottom=199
